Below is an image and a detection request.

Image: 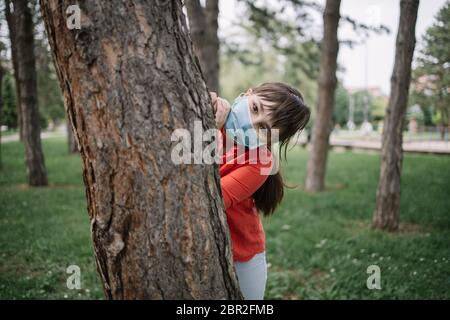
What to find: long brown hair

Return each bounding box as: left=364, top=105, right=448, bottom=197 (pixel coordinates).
left=251, top=82, right=311, bottom=216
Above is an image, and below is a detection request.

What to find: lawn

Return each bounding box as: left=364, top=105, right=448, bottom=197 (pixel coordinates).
left=0, top=137, right=449, bottom=299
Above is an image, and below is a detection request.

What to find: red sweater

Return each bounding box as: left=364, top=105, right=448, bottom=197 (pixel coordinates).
left=218, top=129, right=273, bottom=262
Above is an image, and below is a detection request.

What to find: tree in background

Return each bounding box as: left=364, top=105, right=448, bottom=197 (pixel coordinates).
left=305, top=0, right=341, bottom=192
left=0, top=74, right=17, bottom=129
left=43, top=20, right=73, bottom=157
left=41, top=0, right=242, bottom=299
left=410, top=1, right=450, bottom=137
left=373, top=0, right=419, bottom=232
left=185, top=0, right=220, bottom=93
left=4, top=0, right=22, bottom=141
left=35, top=31, right=65, bottom=130
left=0, top=34, right=4, bottom=169
left=0, top=1, right=17, bottom=134
left=2, top=0, right=65, bottom=133
left=13, top=0, right=47, bottom=186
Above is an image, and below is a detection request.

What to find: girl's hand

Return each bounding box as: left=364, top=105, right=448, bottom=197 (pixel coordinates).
left=210, top=92, right=218, bottom=112
left=209, top=92, right=230, bottom=129
left=214, top=97, right=231, bottom=130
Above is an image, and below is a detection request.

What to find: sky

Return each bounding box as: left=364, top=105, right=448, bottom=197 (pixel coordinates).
left=219, top=0, right=448, bottom=95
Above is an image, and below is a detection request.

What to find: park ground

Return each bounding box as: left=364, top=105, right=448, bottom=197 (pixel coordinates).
left=0, top=137, right=449, bottom=299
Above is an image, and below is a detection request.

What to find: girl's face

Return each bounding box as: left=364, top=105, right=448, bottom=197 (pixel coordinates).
left=243, top=88, right=274, bottom=133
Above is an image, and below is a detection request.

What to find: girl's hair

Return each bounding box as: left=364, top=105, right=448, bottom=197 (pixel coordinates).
left=251, top=82, right=311, bottom=216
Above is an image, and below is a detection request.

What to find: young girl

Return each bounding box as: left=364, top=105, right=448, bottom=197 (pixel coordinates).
left=211, top=82, right=310, bottom=300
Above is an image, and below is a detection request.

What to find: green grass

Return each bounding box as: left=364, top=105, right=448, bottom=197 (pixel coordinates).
left=264, top=148, right=450, bottom=299
left=0, top=138, right=449, bottom=299
left=0, top=138, right=103, bottom=299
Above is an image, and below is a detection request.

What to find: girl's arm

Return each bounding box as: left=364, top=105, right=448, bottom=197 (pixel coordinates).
left=220, top=162, right=271, bottom=210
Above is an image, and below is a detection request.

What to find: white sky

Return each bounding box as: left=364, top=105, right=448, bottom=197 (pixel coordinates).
left=219, top=0, right=447, bottom=95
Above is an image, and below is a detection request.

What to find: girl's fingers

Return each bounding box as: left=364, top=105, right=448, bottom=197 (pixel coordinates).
left=217, top=98, right=231, bottom=117
left=215, top=98, right=231, bottom=129
left=210, top=92, right=218, bottom=114
left=221, top=98, right=231, bottom=112
left=215, top=100, right=223, bottom=127
left=210, top=92, right=218, bottom=106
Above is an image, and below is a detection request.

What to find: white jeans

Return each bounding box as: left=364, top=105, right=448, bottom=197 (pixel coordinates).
left=234, top=251, right=267, bottom=300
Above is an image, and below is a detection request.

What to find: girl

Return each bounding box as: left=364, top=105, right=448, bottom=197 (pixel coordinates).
left=211, top=82, right=310, bottom=300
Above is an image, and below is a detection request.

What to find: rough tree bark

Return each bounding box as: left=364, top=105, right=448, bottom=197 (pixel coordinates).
left=14, top=0, right=48, bottom=186
left=40, top=0, right=242, bottom=299
left=305, top=0, right=340, bottom=192
left=5, top=0, right=23, bottom=141
left=373, top=0, right=419, bottom=232
left=67, top=118, right=77, bottom=154
left=185, top=0, right=220, bottom=93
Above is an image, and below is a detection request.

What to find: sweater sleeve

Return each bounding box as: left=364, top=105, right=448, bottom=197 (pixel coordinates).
left=220, top=162, right=271, bottom=210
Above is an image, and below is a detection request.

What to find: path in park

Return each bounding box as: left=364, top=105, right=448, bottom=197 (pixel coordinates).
left=1, top=131, right=65, bottom=143
left=296, top=131, right=450, bottom=155
left=330, top=136, right=450, bottom=155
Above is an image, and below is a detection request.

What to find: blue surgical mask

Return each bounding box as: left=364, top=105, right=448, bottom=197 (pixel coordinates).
left=224, top=94, right=264, bottom=149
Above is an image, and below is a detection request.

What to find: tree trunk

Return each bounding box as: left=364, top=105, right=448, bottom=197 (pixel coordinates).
left=40, top=0, right=242, bottom=299
left=0, top=62, right=4, bottom=169
left=14, top=0, right=48, bottom=186
left=305, top=0, right=340, bottom=192
left=185, top=0, right=220, bottom=93
left=67, top=118, right=78, bottom=154
left=5, top=0, right=23, bottom=141
left=373, top=0, right=419, bottom=232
